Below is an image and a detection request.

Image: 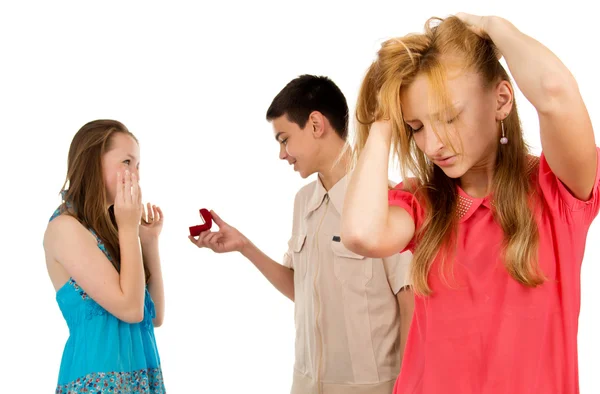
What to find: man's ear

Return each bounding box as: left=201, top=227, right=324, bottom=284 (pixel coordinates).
left=308, top=111, right=326, bottom=138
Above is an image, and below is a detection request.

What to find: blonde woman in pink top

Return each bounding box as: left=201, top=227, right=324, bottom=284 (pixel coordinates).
left=342, top=14, right=598, bottom=394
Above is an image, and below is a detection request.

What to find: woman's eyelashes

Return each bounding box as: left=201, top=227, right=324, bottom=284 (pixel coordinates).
left=407, top=123, right=423, bottom=133
left=407, top=115, right=458, bottom=133
left=446, top=115, right=458, bottom=125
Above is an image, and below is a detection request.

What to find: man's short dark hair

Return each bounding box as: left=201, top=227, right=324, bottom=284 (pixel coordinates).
left=266, top=75, right=349, bottom=141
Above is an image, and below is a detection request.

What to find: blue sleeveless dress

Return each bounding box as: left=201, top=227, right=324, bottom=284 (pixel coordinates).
left=50, top=208, right=166, bottom=393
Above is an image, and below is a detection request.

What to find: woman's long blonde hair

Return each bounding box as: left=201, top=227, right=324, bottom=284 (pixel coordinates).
left=352, top=16, right=543, bottom=295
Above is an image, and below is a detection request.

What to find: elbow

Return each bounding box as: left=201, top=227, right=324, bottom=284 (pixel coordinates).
left=123, top=315, right=144, bottom=324
left=153, top=317, right=164, bottom=328
left=127, top=312, right=145, bottom=324
left=341, top=216, right=371, bottom=252
left=340, top=226, right=364, bottom=253
left=341, top=208, right=388, bottom=257
left=122, top=305, right=145, bottom=324
left=341, top=230, right=382, bottom=258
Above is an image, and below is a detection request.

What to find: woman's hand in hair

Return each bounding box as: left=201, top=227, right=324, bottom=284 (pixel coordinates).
left=458, top=12, right=597, bottom=200
left=455, top=13, right=491, bottom=37
left=455, top=13, right=503, bottom=60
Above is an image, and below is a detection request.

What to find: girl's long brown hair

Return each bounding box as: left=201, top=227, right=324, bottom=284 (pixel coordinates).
left=59, top=119, right=149, bottom=282
left=353, top=17, right=543, bottom=295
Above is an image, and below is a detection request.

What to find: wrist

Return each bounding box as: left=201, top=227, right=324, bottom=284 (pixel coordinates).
left=483, top=16, right=513, bottom=38
left=370, top=122, right=393, bottom=146
left=238, top=236, right=253, bottom=256
left=119, top=227, right=140, bottom=239
left=372, top=120, right=392, bottom=134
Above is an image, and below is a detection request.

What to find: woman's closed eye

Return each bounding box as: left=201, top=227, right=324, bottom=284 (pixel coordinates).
left=406, top=123, right=423, bottom=133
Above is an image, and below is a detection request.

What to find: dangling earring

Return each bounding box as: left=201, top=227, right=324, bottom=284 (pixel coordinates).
left=500, top=118, right=508, bottom=145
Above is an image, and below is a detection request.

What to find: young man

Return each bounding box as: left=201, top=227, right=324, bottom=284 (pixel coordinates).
left=189, top=75, right=414, bottom=394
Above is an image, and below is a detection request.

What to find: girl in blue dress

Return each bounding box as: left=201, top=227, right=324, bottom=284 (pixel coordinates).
left=43, top=119, right=166, bottom=393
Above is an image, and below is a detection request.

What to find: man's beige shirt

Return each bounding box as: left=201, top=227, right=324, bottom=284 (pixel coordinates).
left=283, top=173, right=412, bottom=394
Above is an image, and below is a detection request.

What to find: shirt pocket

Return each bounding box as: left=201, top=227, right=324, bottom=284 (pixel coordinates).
left=289, top=233, right=308, bottom=279
left=331, top=239, right=373, bottom=287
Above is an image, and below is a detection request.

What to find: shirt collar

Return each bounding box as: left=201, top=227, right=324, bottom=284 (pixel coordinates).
left=456, top=155, right=539, bottom=222
left=456, top=185, right=492, bottom=223
left=305, top=172, right=350, bottom=217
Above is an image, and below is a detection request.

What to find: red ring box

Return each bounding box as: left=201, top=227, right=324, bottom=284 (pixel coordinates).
left=189, top=208, right=213, bottom=236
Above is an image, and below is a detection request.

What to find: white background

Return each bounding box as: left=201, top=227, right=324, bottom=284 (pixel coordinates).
left=1, top=1, right=598, bottom=393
